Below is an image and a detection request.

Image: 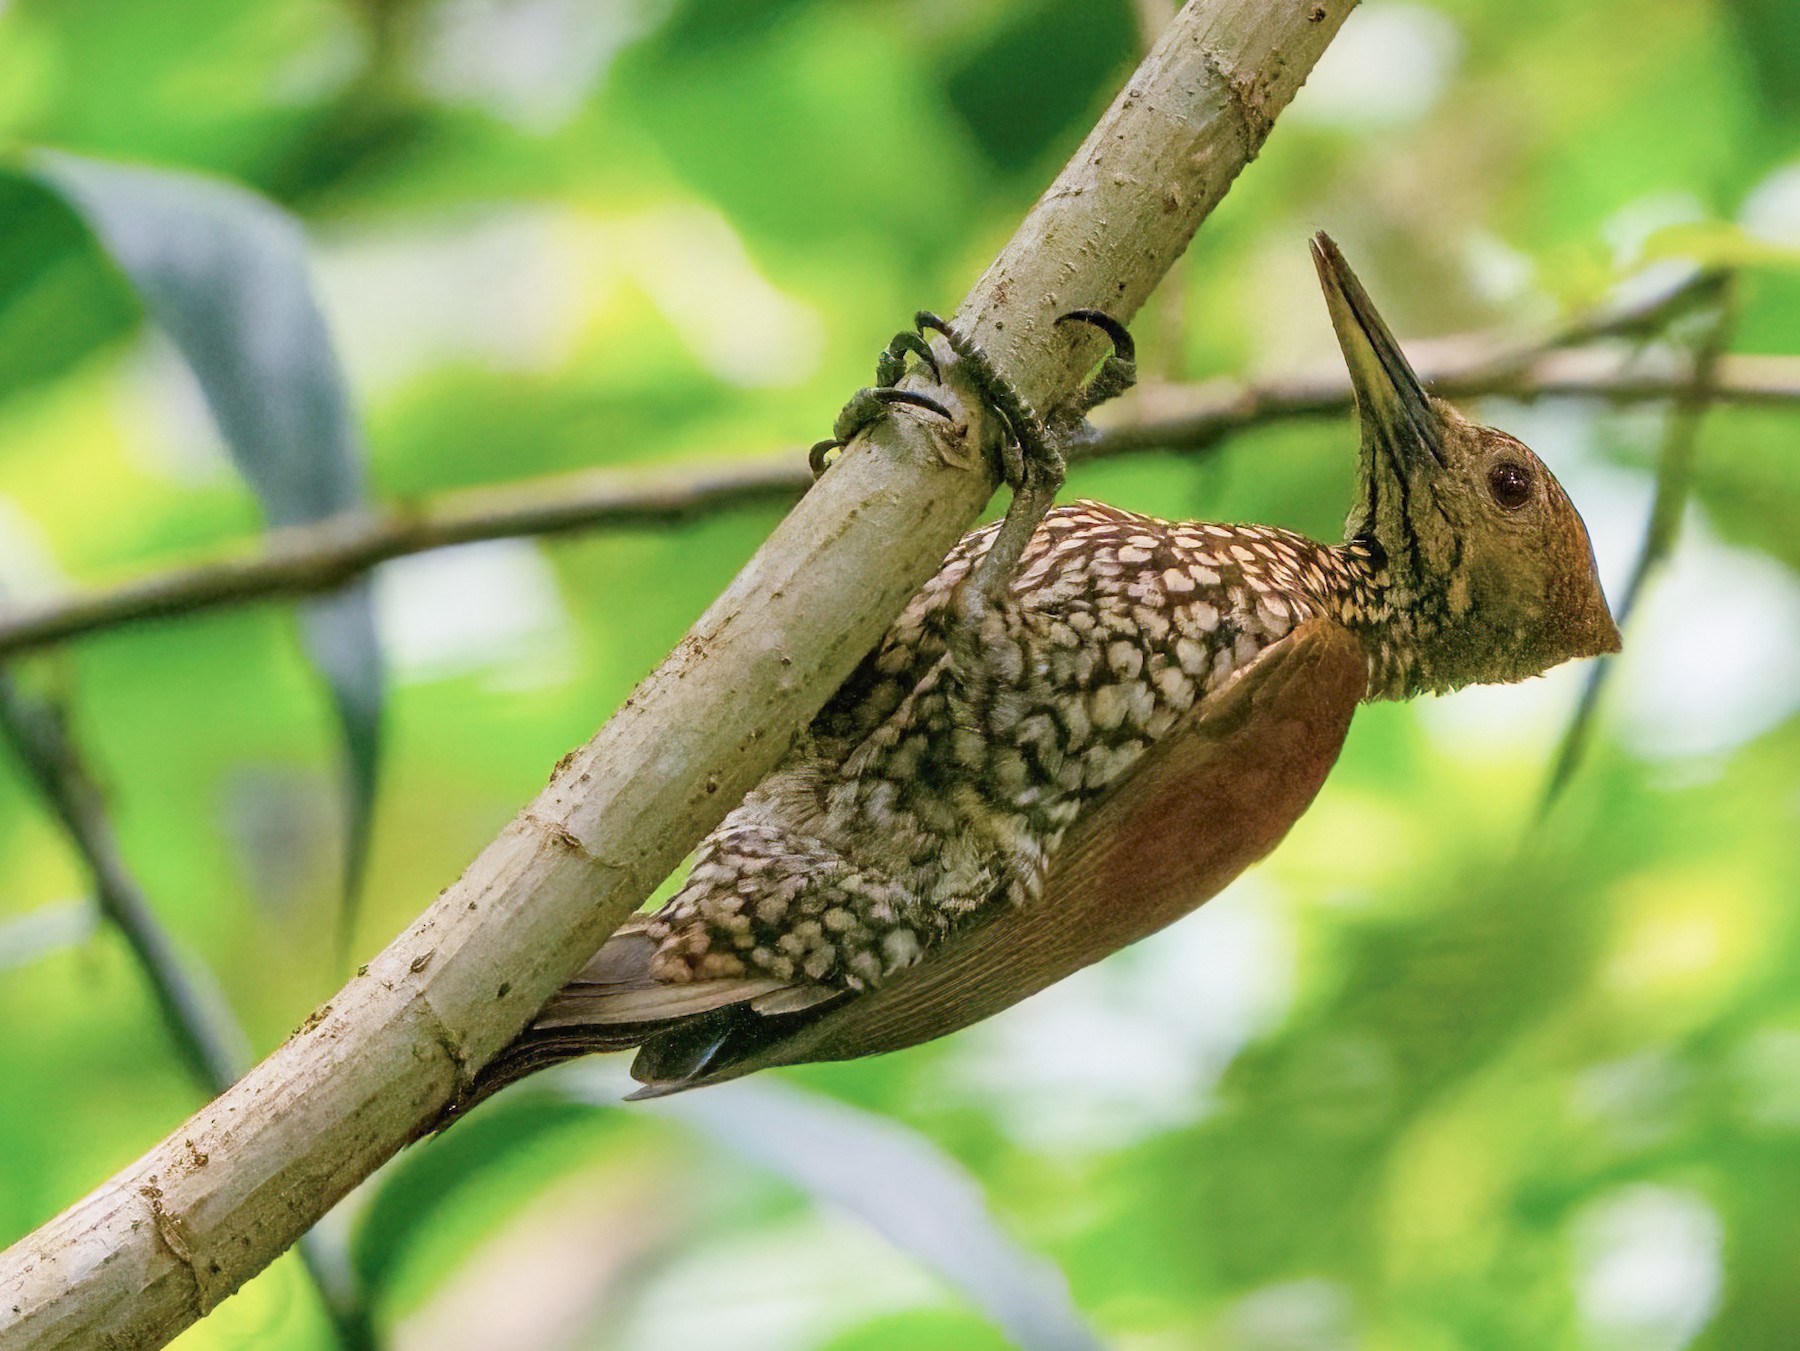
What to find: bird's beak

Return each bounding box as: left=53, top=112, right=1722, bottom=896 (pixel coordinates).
left=1311, top=231, right=1446, bottom=474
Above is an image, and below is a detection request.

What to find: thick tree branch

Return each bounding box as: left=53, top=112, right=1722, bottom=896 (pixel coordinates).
left=0, top=2, right=1360, bottom=1346
left=1, top=342, right=1791, bottom=663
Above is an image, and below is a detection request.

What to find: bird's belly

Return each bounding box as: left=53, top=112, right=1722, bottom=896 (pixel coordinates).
left=714, top=621, right=1366, bottom=1071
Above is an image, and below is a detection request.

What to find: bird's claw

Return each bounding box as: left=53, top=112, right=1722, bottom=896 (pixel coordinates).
left=911, top=311, right=1062, bottom=498
left=874, top=329, right=940, bottom=388
left=810, top=386, right=957, bottom=479
left=810, top=306, right=1135, bottom=512
left=916, top=307, right=1137, bottom=600
left=1056, top=308, right=1138, bottom=415
left=810, top=320, right=963, bottom=479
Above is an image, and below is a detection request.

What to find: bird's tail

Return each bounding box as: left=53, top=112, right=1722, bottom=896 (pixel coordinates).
left=433, top=923, right=799, bottom=1128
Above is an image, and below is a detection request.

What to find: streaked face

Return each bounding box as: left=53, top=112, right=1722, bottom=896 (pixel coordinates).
left=1312, top=232, right=1620, bottom=691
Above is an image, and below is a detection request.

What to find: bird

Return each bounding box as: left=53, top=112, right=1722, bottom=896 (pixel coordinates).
left=448, top=232, right=1621, bottom=1117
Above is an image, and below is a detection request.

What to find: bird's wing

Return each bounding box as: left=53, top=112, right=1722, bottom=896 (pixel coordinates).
left=452, top=618, right=1365, bottom=1119
left=444, top=923, right=829, bottom=1122
left=622, top=617, right=1367, bottom=1094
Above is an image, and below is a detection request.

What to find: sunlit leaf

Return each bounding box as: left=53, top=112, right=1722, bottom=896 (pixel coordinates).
left=1641, top=221, right=1800, bottom=271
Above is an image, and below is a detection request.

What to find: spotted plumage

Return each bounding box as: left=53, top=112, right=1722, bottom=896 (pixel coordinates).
left=448, top=234, right=1621, bottom=1116
left=644, top=501, right=1380, bottom=993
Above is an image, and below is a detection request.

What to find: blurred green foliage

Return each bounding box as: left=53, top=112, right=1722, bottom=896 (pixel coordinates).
left=3, top=0, right=1799, bottom=1348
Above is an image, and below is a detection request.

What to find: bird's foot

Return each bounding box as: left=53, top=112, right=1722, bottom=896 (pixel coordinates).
left=913, top=311, right=1061, bottom=498
left=917, top=308, right=1135, bottom=599
left=873, top=327, right=940, bottom=389
left=905, top=311, right=1064, bottom=604
left=809, top=326, right=956, bottom=478
left=1055, top=308, right=1137, bottom=419
left=809, top=306, right=1135, bottom=602
left=809, top=387, right=960, bottom=478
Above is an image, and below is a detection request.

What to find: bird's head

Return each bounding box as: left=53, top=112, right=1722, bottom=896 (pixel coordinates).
left=1310, top=232, right=1622, bottom=695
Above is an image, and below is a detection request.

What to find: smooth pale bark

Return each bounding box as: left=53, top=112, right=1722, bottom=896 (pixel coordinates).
left=0, top=2, right=1358, bottom=1347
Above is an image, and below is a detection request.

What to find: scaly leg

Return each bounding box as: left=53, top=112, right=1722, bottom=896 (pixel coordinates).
left=917, top=309, right=1135, bottom=601
left=913, top=312, right=1064, bottom=602
left=908, top=310, right=1135, bottom=913
left=809, top=387, right=957, bottom=478
left=895, top=310, right=1136, bottom=772
left=809, top=327, right=953, bottom=477
left=810, top=307, right=1136, bottom=598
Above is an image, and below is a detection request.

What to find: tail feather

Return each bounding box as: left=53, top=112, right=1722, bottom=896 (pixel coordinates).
left=438, top=921, right=840, bottom=1127
left=535, top=976, right=792, bottom=1028
left=565, top=924, right=660, bottom=986
left=535, top=923, right=791, bottom=1027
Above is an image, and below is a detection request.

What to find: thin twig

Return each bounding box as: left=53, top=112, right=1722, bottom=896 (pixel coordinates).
left=1, top=343, right=1792, bottom=664
left=1539, top=278, right=1740, bottom=810
left=1545, top=267, right=1731, bottom=349
left=0, top=678, right=245, bottom=1089
left=0, top=459, right=807, bottom=659
left=0, top=677, right=379, bottom=1350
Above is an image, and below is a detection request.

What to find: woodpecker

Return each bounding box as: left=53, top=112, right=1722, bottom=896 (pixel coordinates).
left=458, top=234, right=1620, bottom=1112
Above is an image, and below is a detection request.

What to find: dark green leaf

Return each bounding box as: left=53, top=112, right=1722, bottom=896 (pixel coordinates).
left=28, top=150, right=384, bottom=936
left=943, top=0, right=1136, bottom=176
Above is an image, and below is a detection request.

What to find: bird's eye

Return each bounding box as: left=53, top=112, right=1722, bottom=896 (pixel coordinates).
left=1488, top=461, right=1534, bottom=511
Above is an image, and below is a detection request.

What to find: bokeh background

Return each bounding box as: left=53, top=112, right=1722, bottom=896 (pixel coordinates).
left=4, top=0, right=1800, bottom=1347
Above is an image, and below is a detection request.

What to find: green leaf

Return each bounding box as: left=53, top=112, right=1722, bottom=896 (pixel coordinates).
left=26, top=150, right=384, bottom=939
left=942, top=0, right=1137, bottom=176
left=1640, top=220, right=1800, bottom=270
left=351, top=1094, right=618, bottom=1302
left=0, top=174, right=138, bottom=408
